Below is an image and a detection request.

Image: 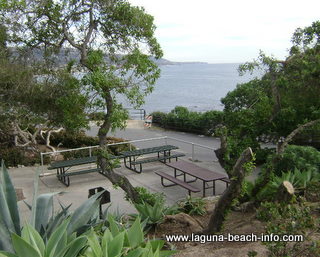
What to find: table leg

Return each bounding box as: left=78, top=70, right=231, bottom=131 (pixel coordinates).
left=213, top=181, right=216, bottom=195
left=203, top=181, right=206, bottom=197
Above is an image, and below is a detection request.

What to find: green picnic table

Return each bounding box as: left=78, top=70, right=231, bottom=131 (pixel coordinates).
left=120, top=145, right=185, bottom=173
left=48, top=155, right=121, bottom=186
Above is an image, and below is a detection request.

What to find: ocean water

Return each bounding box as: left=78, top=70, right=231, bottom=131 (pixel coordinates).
left=122, top=63, right=258, bottom=114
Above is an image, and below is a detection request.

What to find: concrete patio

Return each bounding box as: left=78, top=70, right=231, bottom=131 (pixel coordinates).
left=9, top=122, right=231, bottom=222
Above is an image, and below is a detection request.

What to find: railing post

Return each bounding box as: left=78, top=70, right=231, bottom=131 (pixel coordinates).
left=165, top=136, right=168, bottom=145
left=89, top=147, right=92, bottom=157
left=40, top=153, right=44, bottom=176
left=192, top=143, right=195, bottom=162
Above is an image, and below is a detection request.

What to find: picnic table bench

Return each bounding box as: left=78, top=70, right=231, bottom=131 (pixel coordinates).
left=155, top=170, right=201, bottom=196
left=157, top=160, right=230, bottom=197
left=48, top=155, right=121, bottom=186
left=121, top=145, right=185, bottom=173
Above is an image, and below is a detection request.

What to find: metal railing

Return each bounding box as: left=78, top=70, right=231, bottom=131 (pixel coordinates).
left=40, top=136, right=216, bottom=175
left=125, top=108, right=146, bottom=120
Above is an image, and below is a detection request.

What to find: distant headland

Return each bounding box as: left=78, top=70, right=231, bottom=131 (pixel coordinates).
left=10, top=47, right=208, bottom=66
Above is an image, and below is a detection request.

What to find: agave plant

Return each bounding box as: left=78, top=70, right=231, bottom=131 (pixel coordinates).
left=0, top=220, right=87, bottom=257
left=80, top=216, right=176, bottom=257
left=257, top=168, right=319, bottom=201
left=0, top=161, right=102, bottom=253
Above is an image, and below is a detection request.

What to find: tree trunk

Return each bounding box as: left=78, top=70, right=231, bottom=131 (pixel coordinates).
left=98, top=155, right=140, bottom=203
left=214, top=125, right=228, bottom=173
left=97, top=93, right=140, bottom=204
left=276, top=181, right=294, bottom=203
left=277, top=119, right=320, bottom=154
left=202, top=147, right=254, bottom=234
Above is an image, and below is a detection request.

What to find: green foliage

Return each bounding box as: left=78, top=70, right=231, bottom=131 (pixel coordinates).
left=151, top=106, right=224, bottom=135
left=271, top=145, right=320, bottom=177
left=247, top=251, right=258, bottom=257
left=223, top=135, right=259, bottom=173
left=125, top=187, right=165, bottom=206
left=133, top=201, right=179, bottom=231
left=0, top=221, right=87, bottom=257
left=237, top=180, right=255, bottom=203
left=50, top=131, right=133, bottom=157
left=0, top=161, right=103, bottom=253
left=257, top=201, right=319, bottom=257
left=0, top=147, right=50, bottom=167
left=254, top=148, right=275, bottom=165
left=177, top=196, right=206, bottom=216
left=257, top=168, right=319, bottom=202
left=218, top=21, right=320, bottom=175
left=133, top=202, right=166, bottom=229
left=0, top=161, right=21, bottom=252
left=80, top=216, right=175, bottom=257
left=306, top=181, right=320, bottom=202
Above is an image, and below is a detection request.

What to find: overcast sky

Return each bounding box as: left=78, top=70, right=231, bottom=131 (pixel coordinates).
left=129, top=0, right=320, bottom=63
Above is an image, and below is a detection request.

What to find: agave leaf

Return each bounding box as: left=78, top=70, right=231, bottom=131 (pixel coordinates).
left=30, top=168, right=40, bottom=230
left=0, top=251, right=18, bottom=257
left=108, top=232, right=125, bottom=257
left=11, top=233, right=41, bottom=257
left=23, top=201, right=32, bottom=211
left=107, top=215, right=120, bottom=237
left=43, top=203, right=71, bottom=242
left=0, top=162, right=20, bottom=235
left=45, top=220, right=69, bottom=257
left=67, top=191, right=103, bottom=235
left=148, top=240, right=164, bottom=252
left=86, top=229, right=102, bottom=257
left=33, top=193, right=60, bottom=233
left=125, top=248, right=145, bottom=257
left=21, top=224, right=45, bottom=256
left=0, top=219, right=14, bottom=253
left=127, top=217, right=144, bottom=248
left=57, top=236, right=87, bottom=257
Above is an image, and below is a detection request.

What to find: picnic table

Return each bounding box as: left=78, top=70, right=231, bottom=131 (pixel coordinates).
left=48, top=155, right=120, bottom=186
left=156, top=160, right=230, bottom=197
left=120, top=145, right=185, bottom=173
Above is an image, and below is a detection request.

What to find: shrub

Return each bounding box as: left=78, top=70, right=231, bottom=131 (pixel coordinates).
left=177, top=196, right=206, bottom=216
left=257, top=201, right=319, bottom=257
left=255, top=147, right=275, bottom=165
left=0, top=147, right=50, bottom=167
left=151, top=106, right=224, bottom=135
left=305, top=181, right=320, bottom=202
left=272, top=145, right=320, bottom=177
left=50, top=130, right=99, bottom=148
left=51, top=131, right=133, bottom=158
left=125, top=186, right=165, bottom=206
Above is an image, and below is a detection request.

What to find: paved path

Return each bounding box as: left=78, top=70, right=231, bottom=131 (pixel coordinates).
left=9, top=121, right=230, bottom=222
left=87, top=121, right=221, bottom=162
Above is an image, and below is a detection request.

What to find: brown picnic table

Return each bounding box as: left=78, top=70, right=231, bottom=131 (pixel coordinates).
left=161, top=160, right=230, bottom=197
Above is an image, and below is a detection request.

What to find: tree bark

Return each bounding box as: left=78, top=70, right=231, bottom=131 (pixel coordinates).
left=277, top=119, right=320, bottom=154
left=202, top=147, right=254, bottom=234
left=96, top=93, right=140, bottom=204
left=276, top=181, right=294, bottom=203
left=214, top=125, right=228, bottom=173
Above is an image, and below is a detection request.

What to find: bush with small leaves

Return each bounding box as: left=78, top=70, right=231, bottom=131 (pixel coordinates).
left=257, top=201, right=320, bottom=257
